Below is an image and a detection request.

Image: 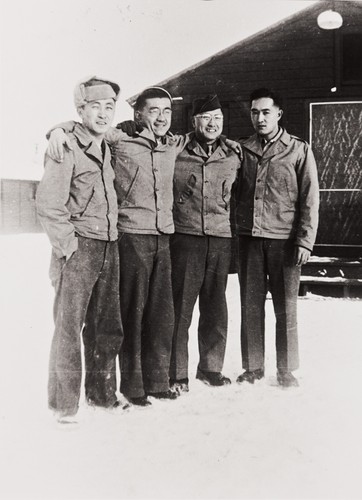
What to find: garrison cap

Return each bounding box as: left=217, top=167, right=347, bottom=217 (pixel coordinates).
left=74, top=76, right=121, bottom=108
left=192, top=94, right=222, bottom=116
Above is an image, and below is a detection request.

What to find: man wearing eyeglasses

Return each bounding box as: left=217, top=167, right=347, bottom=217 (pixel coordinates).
left=169, top=94, right=241, bottom=393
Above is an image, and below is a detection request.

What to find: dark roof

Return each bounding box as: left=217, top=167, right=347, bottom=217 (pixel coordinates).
left=127, top=0, right=361, bottom=104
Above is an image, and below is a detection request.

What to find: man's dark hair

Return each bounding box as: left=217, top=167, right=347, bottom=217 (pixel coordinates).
left=134, top=87, right=172, bottom=111
left=249, top=88, right=283, bottom=109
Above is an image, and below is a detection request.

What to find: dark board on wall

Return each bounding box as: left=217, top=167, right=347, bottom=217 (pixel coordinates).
left=310, top=102, right=362, bottom=250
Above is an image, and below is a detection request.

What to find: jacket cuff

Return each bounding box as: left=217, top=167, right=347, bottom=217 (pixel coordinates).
left=295, top=242, right=313, bottom=252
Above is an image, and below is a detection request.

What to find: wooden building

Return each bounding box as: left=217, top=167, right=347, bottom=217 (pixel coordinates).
left=131, top=0, right=362, bottom=259
left=0, top=179, right=42, bottom=234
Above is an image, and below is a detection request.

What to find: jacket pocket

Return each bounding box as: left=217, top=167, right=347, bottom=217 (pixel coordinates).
left=177, top=174, right=196, bottom=204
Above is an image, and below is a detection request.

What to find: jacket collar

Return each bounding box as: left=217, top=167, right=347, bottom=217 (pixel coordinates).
left=136, top=127, right=175, bottom=151
left=73, top=123, right=108, bottom=165
left=186, top=132, right=229, bottom=160
left=241, top=128, right=291, bottom=159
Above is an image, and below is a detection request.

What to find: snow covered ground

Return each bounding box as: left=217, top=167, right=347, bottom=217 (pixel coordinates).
left=0, top=234, right=361, bottom=500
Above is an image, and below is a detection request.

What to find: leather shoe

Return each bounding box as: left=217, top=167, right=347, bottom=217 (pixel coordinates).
left=236, top=369, right=264, bottom=384
left=196, top=369, right=231, bottom=386
left=87, top=397, right=128, bottom=409
left=277, top=370, right=299, bottom=387
left=147, top=390, right=178, bottom=400
left=170, top=378, right=189, bottom=394
left=112, top=400, right=132, bottom=410
left=128, top=395, right=152, bottom=406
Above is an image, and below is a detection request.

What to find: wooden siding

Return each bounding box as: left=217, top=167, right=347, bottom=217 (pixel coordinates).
left=159, top=1, right=362, bottom=142
left=0, top=179, right=43, bottom=234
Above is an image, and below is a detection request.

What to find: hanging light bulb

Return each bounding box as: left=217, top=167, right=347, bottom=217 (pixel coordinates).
left=317, top=10, right=343, bottom=30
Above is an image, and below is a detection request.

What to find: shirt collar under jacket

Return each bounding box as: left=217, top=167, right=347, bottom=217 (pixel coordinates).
left=72, top=123, right=107, bottom=164
left=241, top=128, right=292, bottom=157
left=135, top=127, right=176, bottom=149
left=186, top=133, right=229, bottom=158
left=259, top=127, right=283, bottom=149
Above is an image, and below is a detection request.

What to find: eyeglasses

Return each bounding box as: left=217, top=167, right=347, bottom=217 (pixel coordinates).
left=195, top=113, right=224, bottom=123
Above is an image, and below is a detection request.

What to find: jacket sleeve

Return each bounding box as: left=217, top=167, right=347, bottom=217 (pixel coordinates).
left=105, top=126, right=128, bottom=146
left=46, top=122, right=122, bottom=147
left=295, top=144, right=320, bottom=250
left=173, top=132, right=193, bottom=155
left=230, top=149, right=243, bottom=235
left=36, top=149, right=78, bottom=259
left=45, top=121, right=77, bottom=139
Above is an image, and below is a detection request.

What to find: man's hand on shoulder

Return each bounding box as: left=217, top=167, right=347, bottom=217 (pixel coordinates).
left=47, top=129, right=73, bottom=163
left=116, top=120, right=144, bottom=136
left=225, top=138, right=241, bottom=155
left=294, top=246, right=311, bottom=266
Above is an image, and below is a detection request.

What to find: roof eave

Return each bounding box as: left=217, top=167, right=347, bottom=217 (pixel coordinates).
left=127, top=0, right=356, bottom=104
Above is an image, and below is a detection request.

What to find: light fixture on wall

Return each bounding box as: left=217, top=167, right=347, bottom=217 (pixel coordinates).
left=317, top=9, right=343, bottom=30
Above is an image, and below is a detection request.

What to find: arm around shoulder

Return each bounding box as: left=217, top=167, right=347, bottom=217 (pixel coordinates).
left=172, top=132, right=192, bottom=155
left=46, top=121, right=78, bottom=162
left=105, top=126, right=126, bottom=146
left=46, top=120, right=78, bottom=139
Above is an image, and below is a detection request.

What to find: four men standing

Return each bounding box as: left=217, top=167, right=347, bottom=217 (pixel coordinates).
left=40, top=81, right=319, bottom=420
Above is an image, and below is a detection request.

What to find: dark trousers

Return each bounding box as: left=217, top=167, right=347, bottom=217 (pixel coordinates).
left=237, top=236, right=301, bottom=372
left=169, top=233, right=231, bottom=381
left=48, top=237, right=123, bottom=415
left=118, top=233, right=174, bottom=398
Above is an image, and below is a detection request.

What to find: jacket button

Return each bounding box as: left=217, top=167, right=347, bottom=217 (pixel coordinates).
left=204, top=196, right=208, bottom=199
left=255, top=197, right=259, bottom=200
